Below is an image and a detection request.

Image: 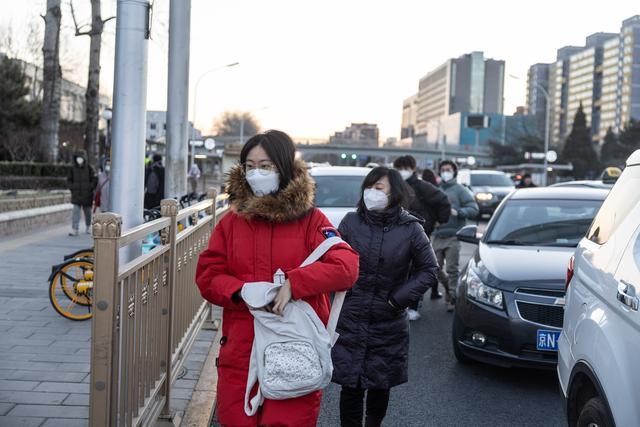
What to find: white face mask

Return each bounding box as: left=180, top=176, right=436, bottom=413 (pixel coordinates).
left=441, top=171, right=454, bottom=182
left=399, top=170, right=413, bottom=181
left=363, top=188, right=389, bottom=211
left=105, top=165, right=111, bottom=173
left=246, top=169, right=280, bottom=197
left=76, top=157, right=85, bottom=166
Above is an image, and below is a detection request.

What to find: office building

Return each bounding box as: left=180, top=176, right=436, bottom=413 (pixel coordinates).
left=415, top=51, right=505, bottom=136
left=1, top=53, right=111, bottom=123
left=536, top=15, right=640, bottom=146
left=526, top=63, right=551, bottom=139
left=146, top=110, right=202, bottom=143
left=401, top=94, right=418, bottom=140
left=329, top=123, right=379, bottom=147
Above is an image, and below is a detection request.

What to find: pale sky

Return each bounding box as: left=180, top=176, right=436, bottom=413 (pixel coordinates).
left=1, top=0, right=638, bottom=141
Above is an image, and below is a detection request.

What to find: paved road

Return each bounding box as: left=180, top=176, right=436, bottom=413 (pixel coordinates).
left=318, top=239, right=565, bottom=427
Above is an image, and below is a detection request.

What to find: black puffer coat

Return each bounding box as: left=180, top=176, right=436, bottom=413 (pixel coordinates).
left=67, top=151, right=97, bottom=206
left=332, top=206, right=438, bottom=389
left=406, top=173, right=451, bottom=236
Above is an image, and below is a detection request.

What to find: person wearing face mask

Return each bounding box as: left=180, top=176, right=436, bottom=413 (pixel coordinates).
left=332, top=167, right=438, bottom=427
left=393, top=156, right=451, bottom=318
left=432, top=160, right=479, bottom=312
left=195, top=130, right=359, bottom=427
left=67, top=150, right=97, bottom=236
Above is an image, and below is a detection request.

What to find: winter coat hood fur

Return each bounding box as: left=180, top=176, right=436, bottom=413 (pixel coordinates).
left=225, top=159, right=315, bottom=223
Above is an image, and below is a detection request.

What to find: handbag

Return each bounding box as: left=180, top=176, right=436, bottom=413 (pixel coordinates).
left=240, top=236, right=347, bottom=416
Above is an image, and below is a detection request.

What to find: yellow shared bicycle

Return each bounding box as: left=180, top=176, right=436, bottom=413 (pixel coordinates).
left=49, top=250, right=94, bottom=321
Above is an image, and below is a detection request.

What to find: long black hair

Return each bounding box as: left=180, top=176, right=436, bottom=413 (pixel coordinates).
left=357, top=166, right=409, bottom=213
left=240, top=130, right=297, bottom=189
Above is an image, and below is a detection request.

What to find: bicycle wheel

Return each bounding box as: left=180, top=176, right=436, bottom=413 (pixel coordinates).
left=59, top=258, right=93, bottom=307
left=49, top=259, right=93, bottom=321
left=63, top=248, right=94, bottom=261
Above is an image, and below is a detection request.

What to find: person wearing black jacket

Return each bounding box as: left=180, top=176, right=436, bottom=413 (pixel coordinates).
left=333, top=167, right=438, bottom=427
left=394, top=156, right=451, bottom=319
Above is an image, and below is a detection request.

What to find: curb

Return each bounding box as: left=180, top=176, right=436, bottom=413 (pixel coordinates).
left=181, top=313, right=222, bottom=426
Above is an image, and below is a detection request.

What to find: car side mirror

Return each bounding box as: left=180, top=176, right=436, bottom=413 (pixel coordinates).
left=457, top=225, right=480, bottom=244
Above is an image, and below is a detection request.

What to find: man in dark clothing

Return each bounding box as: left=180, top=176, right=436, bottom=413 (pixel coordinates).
left=517, top=173, right=537, bottom=188
left=394, top=155, right=451, bottom=320
left=144, top=154, right=165, bottom=210
left=67, top=150, right=98, bottom=236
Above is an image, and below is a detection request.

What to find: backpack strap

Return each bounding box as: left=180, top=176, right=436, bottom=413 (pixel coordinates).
left=298, top=236, right=347, bottom=345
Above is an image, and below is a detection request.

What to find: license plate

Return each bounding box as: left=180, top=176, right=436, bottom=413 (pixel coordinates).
left=536, top=329, right=561, bottom=351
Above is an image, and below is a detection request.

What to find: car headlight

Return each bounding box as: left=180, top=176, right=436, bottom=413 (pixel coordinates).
left=465, top=268, right=504, bottom=309
left=475, top=192, right=494, bottom=201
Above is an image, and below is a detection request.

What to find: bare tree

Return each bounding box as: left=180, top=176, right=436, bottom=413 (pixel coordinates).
left=213, top=112, right=261, bottom=138
left=40, top=0, right=63, bottom=163
left=70, top=0, right=115, bottom=167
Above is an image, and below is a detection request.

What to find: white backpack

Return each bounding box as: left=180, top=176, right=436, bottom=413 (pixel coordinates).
left=240, top=236, right=347, bottom=416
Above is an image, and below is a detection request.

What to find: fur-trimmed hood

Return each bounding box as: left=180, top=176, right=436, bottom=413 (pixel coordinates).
left=225, top=159, right=315, bottom=223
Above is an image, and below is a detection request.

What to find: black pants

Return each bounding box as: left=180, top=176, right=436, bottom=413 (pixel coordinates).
left=340, top=386, right=390, bottom=427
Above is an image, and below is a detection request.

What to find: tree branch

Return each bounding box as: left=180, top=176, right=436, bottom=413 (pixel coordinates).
left=69, top=0, right=92, bottom=37
left=103, top=16, right=116, bottom=25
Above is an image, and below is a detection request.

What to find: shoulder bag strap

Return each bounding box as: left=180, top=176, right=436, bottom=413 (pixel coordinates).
left=298, top=235, right=348, bottom=345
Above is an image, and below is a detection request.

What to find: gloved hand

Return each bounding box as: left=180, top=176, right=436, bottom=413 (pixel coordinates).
left=240, top=281, right=280, bottom=310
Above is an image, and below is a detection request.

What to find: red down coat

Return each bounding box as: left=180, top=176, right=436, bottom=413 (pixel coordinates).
left=196, top=159, right=359, bottom=426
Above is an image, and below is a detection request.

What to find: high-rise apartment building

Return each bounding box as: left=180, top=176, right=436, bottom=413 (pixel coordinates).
left=401, top=94, right=419, bottom=140
left=537, top=16, right=640, bottom=146
left=415, top=51, right=504, bottom=135
left=620, top=16, right=640, bottom=129
left=526, top=63, right=551, bottom=139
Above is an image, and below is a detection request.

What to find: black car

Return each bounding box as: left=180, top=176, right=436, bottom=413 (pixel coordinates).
left=460, top=170, right=515, bottom=216
left=452, top=187, right=608, bottom=369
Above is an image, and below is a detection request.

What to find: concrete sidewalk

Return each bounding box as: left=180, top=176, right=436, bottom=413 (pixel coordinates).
left=0, top=224, right=216, bottom=427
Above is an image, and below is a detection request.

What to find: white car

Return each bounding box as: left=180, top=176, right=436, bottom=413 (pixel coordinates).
left=559, top=149, right=640, bottom=427
left=309, top=166, right=370, bottom=227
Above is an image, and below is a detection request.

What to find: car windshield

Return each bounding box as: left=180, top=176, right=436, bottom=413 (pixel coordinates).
left=313, top=175, right=364, bottom=208
left=471, top=173, right=514, bottom=187
left=485, top=199, right=603, bottom=247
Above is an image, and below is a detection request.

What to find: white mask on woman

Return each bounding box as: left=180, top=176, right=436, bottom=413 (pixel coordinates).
left=398, top=170, right=413, bottom=181
left=246, top=169, right=280, bottom=197
left=363, top=188, right=389, bottom=211
left=440, top=171, right=454, bottom=182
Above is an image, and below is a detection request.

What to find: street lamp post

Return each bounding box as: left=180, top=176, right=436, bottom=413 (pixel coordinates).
left=510, top=74, right=551, bottom=186
left=191, top=62, right=239, bottom=166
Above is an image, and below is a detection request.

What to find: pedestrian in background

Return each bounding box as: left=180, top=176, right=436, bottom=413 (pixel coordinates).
left=393, top=155, right=450, bottom=320
left=195, top=130, right=359, bottom=426
left=332, top=167, right=438, bottom=427
left=422, top=168, right=439, bottom=186
left=188, top=162, right=201, bottom=195
left=67, top=150, right=97, bottom=236
left=432, top=160, right=479, bottom=311
left=94, top=160, right=111, bottom=213
left=144, top=154, right=165, bottom=210
left=516, top=173, right=537, bottom=188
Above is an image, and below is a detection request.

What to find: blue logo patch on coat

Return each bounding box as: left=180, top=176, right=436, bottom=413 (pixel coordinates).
left=321, top=226, right=339, bottom=239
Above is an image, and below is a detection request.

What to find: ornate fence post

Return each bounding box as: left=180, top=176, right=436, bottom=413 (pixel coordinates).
left=206, top=188, right=218, bottom=328
left=89, top=213, right=123, bottom=427
left=160, top=199, right=179, bottom=417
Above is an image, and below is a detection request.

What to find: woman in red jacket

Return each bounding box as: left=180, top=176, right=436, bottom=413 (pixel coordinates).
left=196, top=130, right=359, bottom=426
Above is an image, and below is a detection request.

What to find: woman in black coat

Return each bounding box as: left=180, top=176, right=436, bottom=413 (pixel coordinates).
left=332, top=167, right=439, bottom=427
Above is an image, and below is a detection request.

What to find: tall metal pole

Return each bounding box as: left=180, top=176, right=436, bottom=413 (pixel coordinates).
left=165, top=0, right=191, bottom=199
left=240, top=116, right=244, bottom=145
left=109, top=0, right=151, bottom=261
left=542, top=89, right=551, bottom=186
